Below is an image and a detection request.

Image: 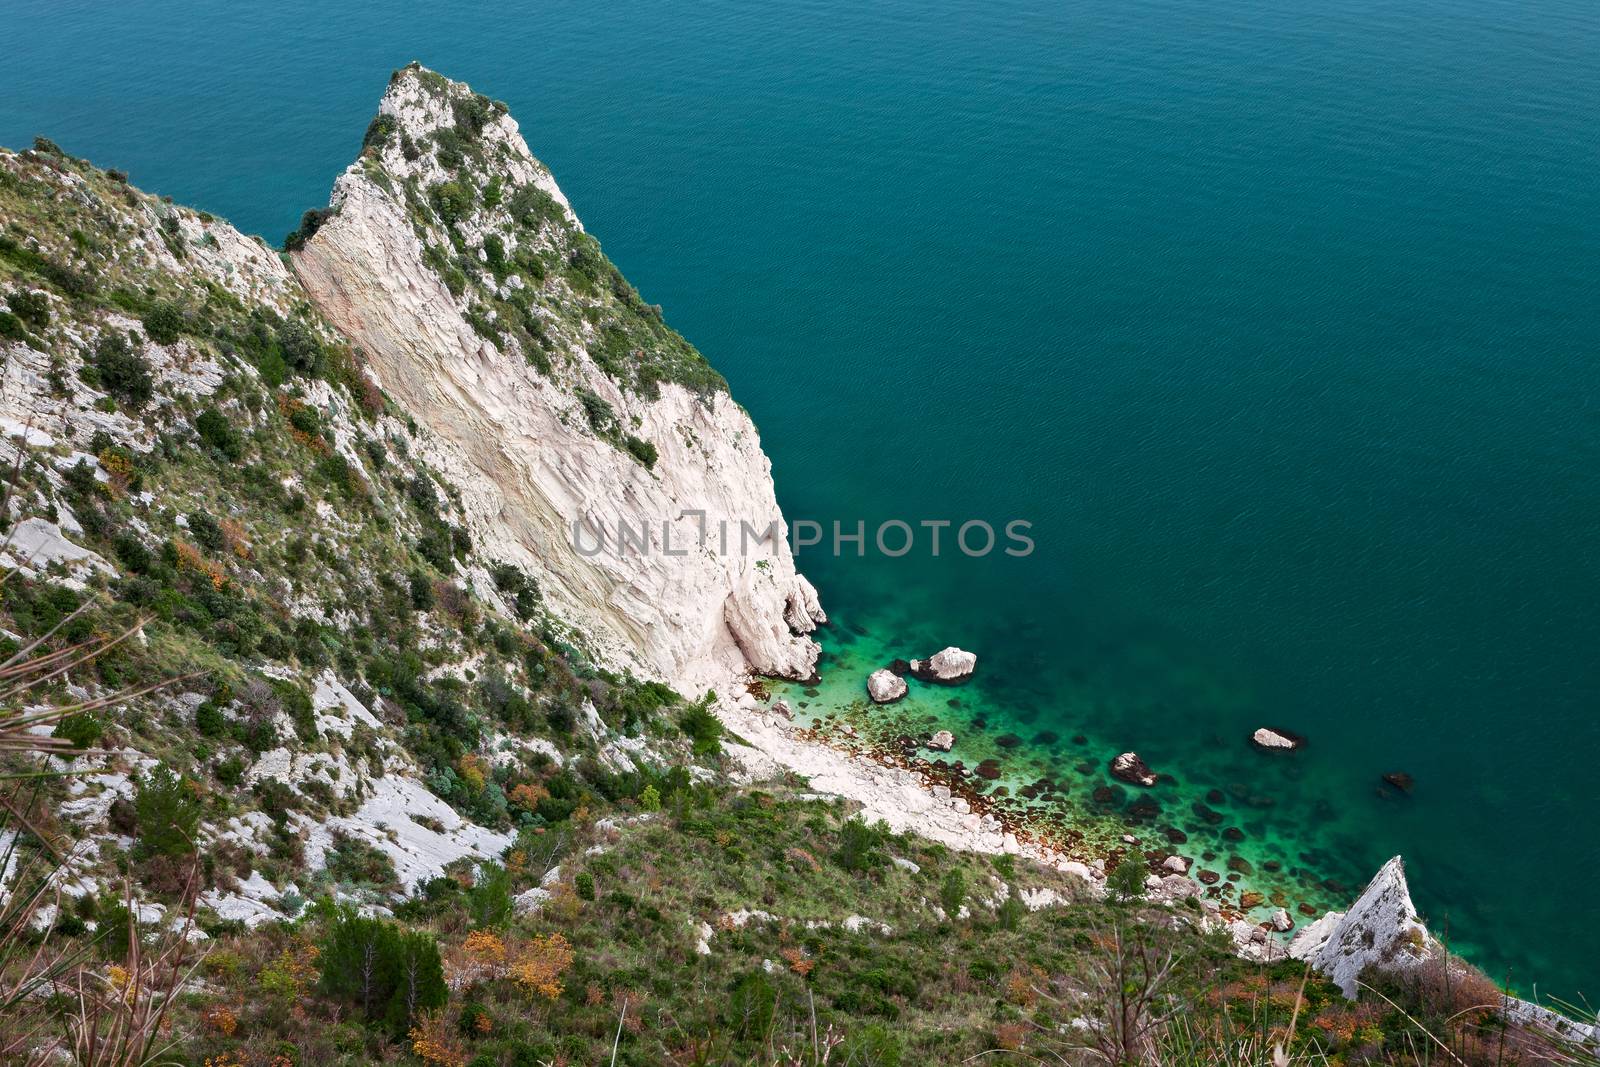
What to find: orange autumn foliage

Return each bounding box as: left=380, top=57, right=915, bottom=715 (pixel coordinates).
left=511, top=933, right=575, bottom=1000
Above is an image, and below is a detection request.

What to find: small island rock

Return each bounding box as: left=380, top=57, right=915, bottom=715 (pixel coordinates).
left=926, top=729, right=955, bottom=751
left=1251, top=727, right=1303, bottom=751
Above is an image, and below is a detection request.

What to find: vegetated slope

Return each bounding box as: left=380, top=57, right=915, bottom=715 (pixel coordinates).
left=0, top=129, right=1587, bottom=1066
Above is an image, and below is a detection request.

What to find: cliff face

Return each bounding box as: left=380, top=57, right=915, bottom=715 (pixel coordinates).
left=292, top=66, right=823, bottom=693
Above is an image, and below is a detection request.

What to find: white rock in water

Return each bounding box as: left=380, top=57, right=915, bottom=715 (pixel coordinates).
left=1162, top=855, right=1189, bottom=874
left=1295, top=856, right=1435, bottom=997
left=1270, top=908, right=1294, bottom=932
left=770, top=700, right=792, bottom=719
left=867, top=669, right=908, bottom=703
left=926, top=729, right=955, bottom=751
left=911, top=647, right=977, bottom=683
left=1251, top=727, right=1302, bottom=750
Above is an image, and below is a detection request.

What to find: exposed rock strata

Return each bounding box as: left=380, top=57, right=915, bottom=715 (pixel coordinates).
left=293, top=66, right=824, bottom=692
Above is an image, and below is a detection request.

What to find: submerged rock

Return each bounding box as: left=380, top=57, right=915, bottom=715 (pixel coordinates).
left=1109, top=751, right=1157, bottom=787
left=909, top=647, right=977, bottom=683
left=1381, top=771, right=1416, bottom=794
left=866, top=669, right=908, bottom=704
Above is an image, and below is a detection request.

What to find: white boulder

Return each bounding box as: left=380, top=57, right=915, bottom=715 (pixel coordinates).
left=1251, top=727, right=1302, bottom=751
left=867, top=669, right=908, bottom=704
left=910, top=647, right=977, bottom=683
left=926, top=729, right=955, bottom=751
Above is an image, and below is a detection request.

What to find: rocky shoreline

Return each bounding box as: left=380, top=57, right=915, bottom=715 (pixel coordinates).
left=717, top=684, right=1296, bottom=961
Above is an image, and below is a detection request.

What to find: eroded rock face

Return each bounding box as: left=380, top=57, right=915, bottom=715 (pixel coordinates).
left=867, top=669, right=908, bottom=704
left=1110, top=751, right=1157, bottom=787
left=1288, top=855, right=1436, bottom=998
left=910, top=647, right=977, bottom=683
left=293, top=66, right=824, bottom=692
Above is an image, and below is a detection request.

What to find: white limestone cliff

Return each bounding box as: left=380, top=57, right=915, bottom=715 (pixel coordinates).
left=292, top=66, right=824, bottom=694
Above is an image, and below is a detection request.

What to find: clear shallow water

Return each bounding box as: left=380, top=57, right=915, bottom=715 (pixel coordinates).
left=7, top=0, right=1598, bottom=999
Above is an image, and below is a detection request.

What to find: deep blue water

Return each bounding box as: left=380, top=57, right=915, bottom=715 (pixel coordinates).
left=6, top=0, right=1598, bottom=1000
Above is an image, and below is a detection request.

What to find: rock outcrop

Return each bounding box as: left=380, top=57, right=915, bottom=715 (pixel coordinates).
left=1110, top=751, right=1157, bottom=787
left=926, top=729, right=955, bottom=752
left=910, top=647, right=976, bottom=683
left=293, top=65, right=824, bottom=693
left=867, top=669, right=908, bottom=704
left=1288, top=855, right=1435, bottom=997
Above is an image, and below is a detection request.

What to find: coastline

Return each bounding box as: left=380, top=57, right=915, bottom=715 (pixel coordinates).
left=715, top=680, right=1293, bottom=961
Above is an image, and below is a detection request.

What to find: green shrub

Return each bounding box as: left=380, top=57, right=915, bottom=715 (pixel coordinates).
left=429, top=181, right=473, bottom=226
left=939, top=868, right=966, bottom=919
left=623, top=434, right=658, bottom=470
left=89, top=332, right=152, bottom=405
left=53, top=711, right=104, bottom=750
left=187, top=510, right=224, bottom=552
left=361, top=114, right=397, bottom=155
left=276, top=321, right=325, bottom=376
left=141, top=301, right=184, bottom=345
left=6, top=289, right=49, bottom=329
left=194, top=407, right=244, bottom=460
left=283, top=207, right=336, bottom=252
left=835, top=818, right=886, bottom=874
left=195, top=701, right=227, bottom=738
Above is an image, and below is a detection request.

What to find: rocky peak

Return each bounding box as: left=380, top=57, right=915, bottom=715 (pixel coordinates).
left=292, top=64, right=824, bottom=691
left=1289, top=855, right=1436, bottom=997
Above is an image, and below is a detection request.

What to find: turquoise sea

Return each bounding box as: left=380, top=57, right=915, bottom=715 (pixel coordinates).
left=6, top=0, right=1597, bottom=999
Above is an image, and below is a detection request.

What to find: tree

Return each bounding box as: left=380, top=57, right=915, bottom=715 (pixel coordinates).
left=133, top=765, right=199, bottom=859
left=939, top=868, right=966, bottom=920
left=318, top=907, right=446, bottom=1034
left=1107, top=858, right=1147, bottom=903
left=678, top=697, right=722, bottom=757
